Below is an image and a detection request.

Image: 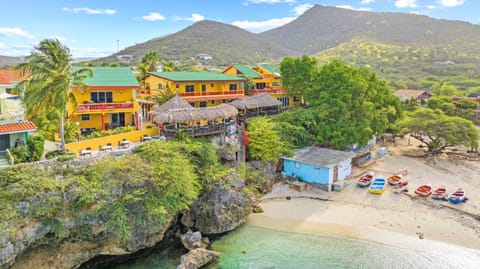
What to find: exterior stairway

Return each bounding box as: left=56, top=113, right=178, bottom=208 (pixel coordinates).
left=0, top=151, right=11, bottom=168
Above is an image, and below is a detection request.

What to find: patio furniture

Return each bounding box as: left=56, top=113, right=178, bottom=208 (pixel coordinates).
left=142, top=134, right=152, bottom=142
left=101, top=143, right=113, bottom=152
left=80, top=147, right=92, bottom=157
left=120, top=139, right=130, bottom=148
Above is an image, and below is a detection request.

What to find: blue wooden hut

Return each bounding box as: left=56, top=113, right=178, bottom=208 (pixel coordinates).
left=282, top=147, right=356, bottom=191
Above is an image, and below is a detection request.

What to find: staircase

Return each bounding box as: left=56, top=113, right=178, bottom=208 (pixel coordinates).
left=0, top=151, right=11, bottom=168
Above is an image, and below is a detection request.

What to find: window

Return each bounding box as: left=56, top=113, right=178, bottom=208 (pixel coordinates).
left=201, top=84, right=206, bottom=92
left=211, top=100, right=215, bottom=104
left=81, top=114, right=90, bottom=121
left=294, top=162, right=300, bottom=169
left=255, top=82, right=266, bottom=89
left=176, top=83, right=180, bottom=89
left=158, top=83, right=163, bottom=89
left=277, top=97, right=290, bottom=108
left=293, top=96, right=300, bottom=102
left=185, top=85, right=195, bottom=93
left=200, top=101, right=207, bottom=107
left=90, top=92, right=113, bottom=103
left=210, top=83, right=214, bottom=87
left=229, top=84, right=237, bottom=91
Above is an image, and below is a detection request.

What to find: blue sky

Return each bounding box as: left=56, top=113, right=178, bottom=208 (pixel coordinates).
left=0, top=0, right=477, bottom=58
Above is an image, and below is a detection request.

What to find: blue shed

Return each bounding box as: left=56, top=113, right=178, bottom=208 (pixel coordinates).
left=282, top=147, right=356, bottom=190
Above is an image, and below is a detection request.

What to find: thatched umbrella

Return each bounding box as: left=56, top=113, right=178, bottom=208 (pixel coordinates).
left=230, top=93, right=281, bottom=110
left=152, top=104, right=238, bottom=124
left=151, top=94, right=193, bottom=113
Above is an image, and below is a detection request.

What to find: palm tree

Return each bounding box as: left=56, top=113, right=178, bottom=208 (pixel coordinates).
left=141, top=50, right=162, bottom=72
left=17, top=38, right=92, bottom=153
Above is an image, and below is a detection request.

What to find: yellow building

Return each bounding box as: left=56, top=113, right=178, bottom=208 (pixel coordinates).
left=144, top=71, right=246, bottom=107
left=68, top=67, right=140, bottom=134
left=223, top=64, right=301, bottom=108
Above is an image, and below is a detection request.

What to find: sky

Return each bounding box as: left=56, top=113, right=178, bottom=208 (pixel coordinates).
left=0, top=0, right=477, bottom=58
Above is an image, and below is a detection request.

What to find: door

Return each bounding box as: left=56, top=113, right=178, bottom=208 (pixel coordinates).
left=0, top=134, right=10, bottom=151
left=333, top=165, right=338, bottom=181
left=110, top=113, right=125, bottom=128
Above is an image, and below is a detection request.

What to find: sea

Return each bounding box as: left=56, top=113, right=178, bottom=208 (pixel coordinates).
left=110, top=224, right=480, bottom=269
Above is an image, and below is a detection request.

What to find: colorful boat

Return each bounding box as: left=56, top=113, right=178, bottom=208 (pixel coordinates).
left=447, top=188, right=466, bottom=204
left=415, top=184, right=432, bottom=197
left=387, top=174, right=402, bottom=186
left=357, top=172, right=374, bottom=187
left=393, top=180, right=409, bottom=193
left=431, top=186, right=447, bottom=200
left=368, top=177, right=386, bottom=194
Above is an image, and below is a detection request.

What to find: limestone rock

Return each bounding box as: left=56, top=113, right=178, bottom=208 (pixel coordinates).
left=177, top=248, right=220, bottom=269
left=180, top=230, right=207, bottom=251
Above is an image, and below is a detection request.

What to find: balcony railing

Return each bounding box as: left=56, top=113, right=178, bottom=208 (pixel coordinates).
left=77, top=102, right=134, bottom=113
left=0, top=113, right=25, bottom=124
left=249, top=88, right=285, bottom=95
left=179, top=90, right=244, bottom=97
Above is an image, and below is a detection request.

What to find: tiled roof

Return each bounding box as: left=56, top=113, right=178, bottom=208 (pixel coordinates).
left=148, top=71, right=247, bottom=82
left=0, top=70, right=27, bottom=85
left=394, top=89, right=430, bottom=100
left=259, top=64, right=281, bottom=77
left=72, top=67, right=139, bottom=88
left=0, top=121, right=37, bottom=135
left=231, top=65, right=262, bottom=79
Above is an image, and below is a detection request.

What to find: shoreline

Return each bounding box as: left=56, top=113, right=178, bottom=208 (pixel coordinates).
left=248, top=197, right=480, bottom=251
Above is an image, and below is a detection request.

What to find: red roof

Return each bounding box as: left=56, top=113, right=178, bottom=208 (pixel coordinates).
left=0, top=121, right=37, bottom=135
left=0, top=70, right=28, bottom=85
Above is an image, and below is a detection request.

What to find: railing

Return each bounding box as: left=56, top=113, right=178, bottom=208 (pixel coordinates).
left=179, top=90, right=244, bottom=97
left=163, top=124, right=226, bottom=138
left=249, top=88, right=285, bottom=95
left=0, top=113, right=25, bottom=124
left=77, top=102, right=134, bottom=113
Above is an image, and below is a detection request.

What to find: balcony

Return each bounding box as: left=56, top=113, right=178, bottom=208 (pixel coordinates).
left=249, top=88, right=285, bottom=95
left=77, top=102, right=134, bottom=113
left=179, top=91, right=245, bottom=102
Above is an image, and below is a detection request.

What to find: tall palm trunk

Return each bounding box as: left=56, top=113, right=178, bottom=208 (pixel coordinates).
left=60, top=110, right=66, bottom=153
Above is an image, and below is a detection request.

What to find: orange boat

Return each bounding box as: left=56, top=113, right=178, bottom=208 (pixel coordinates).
left=387, top=174, right=402, bottom=186
left=415, top=184, right=432, bottom=197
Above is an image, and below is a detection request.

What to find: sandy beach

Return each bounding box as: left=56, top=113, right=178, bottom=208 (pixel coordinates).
left=250, top=136, right=480, bottom=250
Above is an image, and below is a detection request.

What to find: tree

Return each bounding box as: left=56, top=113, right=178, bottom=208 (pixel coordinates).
left=309, top=60, right=402, bottom=149
left=279, top=55, right=318, bottom=100
left=162, top=61, right=178, bottom=72
left=140, top=51, right=162, bottom=74
left=247, top=117, right=288, bottom=162
left=17, top=39, right=92, bottom=153
left=399, top=108, right=478, bottom=154
left=431, top=82, right=461, bottom=96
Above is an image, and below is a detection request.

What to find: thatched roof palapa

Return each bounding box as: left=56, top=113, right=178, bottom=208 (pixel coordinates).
left=153, top=104, right=238, bottom=124
left=151, top=94, right=193, bottom=113
left=230, top=93, right=281, bottom=110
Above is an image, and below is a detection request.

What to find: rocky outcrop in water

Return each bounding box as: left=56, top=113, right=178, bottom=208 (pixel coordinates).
left=180, top=230, right=208, bottom=251
left=177, top=248, right=221, bottom=269
left=181, top=184, right=252, bottom=235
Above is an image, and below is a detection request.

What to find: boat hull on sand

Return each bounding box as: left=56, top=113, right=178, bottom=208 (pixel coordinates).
left=448, top=188, right=466, bottom=204
left=369, top=177, right=386, bottom=194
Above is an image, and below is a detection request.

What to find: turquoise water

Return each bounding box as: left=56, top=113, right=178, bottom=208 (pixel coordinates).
left=111, top=225, right=480, bottom=269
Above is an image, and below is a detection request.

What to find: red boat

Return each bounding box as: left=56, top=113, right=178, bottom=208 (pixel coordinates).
left=432, top=186, right=447, bottom=200
left=387, top=175, right=402, bottom=186
left=357, top=172, right=374, bottom=187
left=393, top=180, right=409, bottom=193
left=415, top=184, right=432, bottom=197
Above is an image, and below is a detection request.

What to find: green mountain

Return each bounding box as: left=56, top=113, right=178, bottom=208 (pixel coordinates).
left=0, top=56, right=24, bottom=67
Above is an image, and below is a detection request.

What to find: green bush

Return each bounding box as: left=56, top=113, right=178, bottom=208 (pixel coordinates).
left=9, top=145, right=30, bottom=163
left=57, top=154, right=76, bottom=162
left=27, top=135, right=45, bottom=161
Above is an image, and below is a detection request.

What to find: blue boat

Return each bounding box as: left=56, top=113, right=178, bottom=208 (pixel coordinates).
left=447, top=188, right=466, bottom=204
left=368, top=177, right=386, bottom=194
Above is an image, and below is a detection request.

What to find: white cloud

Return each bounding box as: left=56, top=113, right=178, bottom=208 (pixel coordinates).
left=0, top=27, right=34, bottom=39
left=246, top=0, right=295, bottom=4
left=394, top=0, right=418, bottom=8
left=70, top=47, right=116, bottom=58
left=174, top=13, right=205, bottom=22
left=232, top=17, right=296, bottom=32
left=293, top=3, right=313, bottom=16
left=48, top=36, right=68, bottom=42
left=336, top=5, right=371, bottom=11
left=437, top=0, right=465, bottom=7
left=0, top=44, right=33, bottom=56
left=141, top=12, right=166, bottom=21
left=62, top=7, right=116, bottom=15
left=427, top=5, right=436, bottom=9
left=361, top=0, right=375, bottom=4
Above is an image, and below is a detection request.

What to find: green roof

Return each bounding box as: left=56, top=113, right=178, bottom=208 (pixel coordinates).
left=259, top=64, right=281, bottom=77
left=149, top=71, right=247, bottom=82
left=73, top=67, right=139, bottom=87
left=232, top=65, right=262, bottom=79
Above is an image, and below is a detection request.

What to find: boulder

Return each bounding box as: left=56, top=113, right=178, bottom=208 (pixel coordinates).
left=177, top=248, right=220, bottom=269
left=180, top=230, right=207, bottom=251
left=182, top=185, right=251, bottom=235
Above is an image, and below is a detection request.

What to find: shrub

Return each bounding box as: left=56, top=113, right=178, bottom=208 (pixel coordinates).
left=27, top=135, right=45, bottom=161
left=9, top=145, right=30, bottom=163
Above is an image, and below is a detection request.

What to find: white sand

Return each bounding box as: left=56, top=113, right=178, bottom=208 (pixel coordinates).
left=252, top=136, right=480, bottom=250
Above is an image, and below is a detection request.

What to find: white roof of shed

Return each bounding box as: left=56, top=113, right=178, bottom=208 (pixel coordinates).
left=283, top=147, right=356, bottom=168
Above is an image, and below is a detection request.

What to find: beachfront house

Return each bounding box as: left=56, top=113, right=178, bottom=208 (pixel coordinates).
left=67, top=67, right=140, bottom=135
left=282, top=147, right=356, bottom=191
